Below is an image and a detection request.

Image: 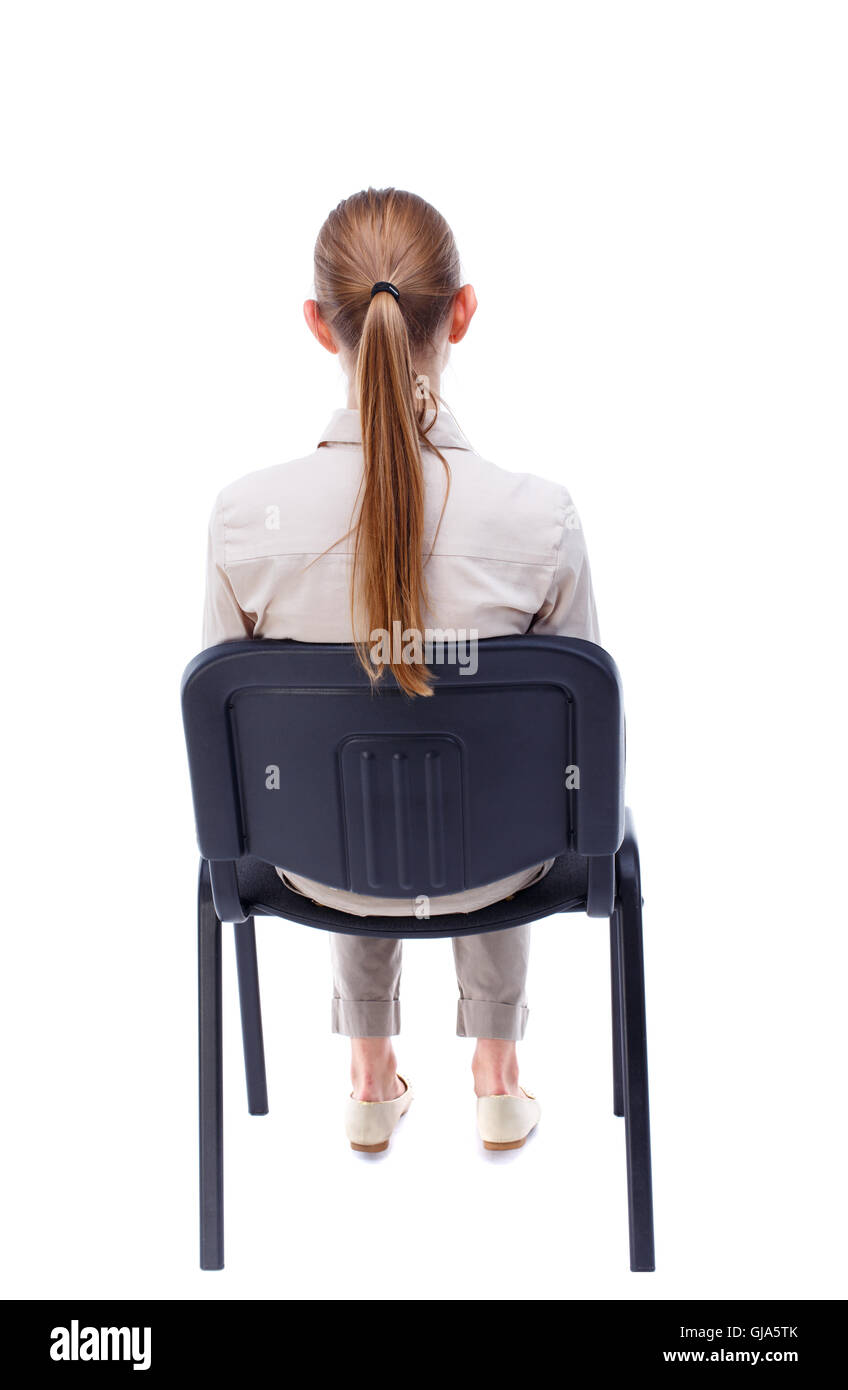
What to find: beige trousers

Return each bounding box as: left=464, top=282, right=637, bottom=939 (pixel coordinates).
left=278, top=860, right=554, bottom=1040
left=330, top=925, right=532, bottom=1039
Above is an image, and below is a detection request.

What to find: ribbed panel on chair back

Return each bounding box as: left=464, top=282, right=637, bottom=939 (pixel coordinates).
left=181, top=637, right=625, bottom=897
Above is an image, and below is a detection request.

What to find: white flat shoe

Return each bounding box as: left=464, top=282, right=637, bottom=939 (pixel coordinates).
left=344, top=1074, right=413, bottom=1153
left=476, top=1087, right=541, bottom=1151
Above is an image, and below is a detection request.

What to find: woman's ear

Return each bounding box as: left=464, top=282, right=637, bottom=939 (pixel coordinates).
left=448, top=285, right=478, bottom=344
left=303, top=299, right=339, bottom=355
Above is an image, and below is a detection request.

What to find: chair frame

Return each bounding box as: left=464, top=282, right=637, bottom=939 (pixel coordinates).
left=185, top=639, right=655, bottom=1272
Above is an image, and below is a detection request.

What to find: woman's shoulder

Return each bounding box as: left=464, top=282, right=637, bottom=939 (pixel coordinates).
left=431, top=444, right=584, bottom=567
left=207, top=444, right=362, bottom=563
left=210, top=443, right=360, bottom=531
left=454, top=444, right=582, bottom=532
left=212, top=448, right=322, bottom=509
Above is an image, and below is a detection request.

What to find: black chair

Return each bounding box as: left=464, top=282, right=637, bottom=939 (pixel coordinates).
left=181, top=636, right=654, bottom=1272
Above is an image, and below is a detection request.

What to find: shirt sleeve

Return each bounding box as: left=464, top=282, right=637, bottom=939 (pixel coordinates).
left=202, top=494, right=255, bottom=648
left=530, top=492, right=601, bottom=643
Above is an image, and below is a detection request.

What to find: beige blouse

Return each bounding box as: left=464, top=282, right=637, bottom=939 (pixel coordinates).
left=203, top=405, right=600, bottom=916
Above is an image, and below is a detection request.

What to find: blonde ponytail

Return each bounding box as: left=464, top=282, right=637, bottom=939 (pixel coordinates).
left=313, top=188, right=462, bottom=697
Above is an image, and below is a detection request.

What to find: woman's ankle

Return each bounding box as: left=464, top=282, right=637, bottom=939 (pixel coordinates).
left=472, top=1039, right=521, bottom=1097
left=350, top=1038, right=403, bottom=1102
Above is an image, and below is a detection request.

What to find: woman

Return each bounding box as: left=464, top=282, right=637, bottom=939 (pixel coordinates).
left=203, top=187, right=599, bottom=1154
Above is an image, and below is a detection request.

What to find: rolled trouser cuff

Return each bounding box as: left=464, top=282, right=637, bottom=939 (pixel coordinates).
left=456, top=1000, right=529, bottom=1040
left=332, top=998, right=401, bottom=1037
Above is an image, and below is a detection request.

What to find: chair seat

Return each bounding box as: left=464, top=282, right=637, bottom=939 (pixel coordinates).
left=235, top=851, right=590, bottom=938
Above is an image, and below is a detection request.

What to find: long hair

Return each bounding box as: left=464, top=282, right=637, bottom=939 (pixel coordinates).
left=313, top=187, right=462, bottom=696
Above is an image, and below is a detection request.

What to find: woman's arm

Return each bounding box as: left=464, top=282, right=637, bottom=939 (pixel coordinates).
left=202, top=494, right=255, bottom=648
left=529, top=491, right=600, bottom=642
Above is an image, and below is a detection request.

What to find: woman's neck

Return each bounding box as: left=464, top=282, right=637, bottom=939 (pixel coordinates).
left=344, top=362, right=442, bottom=410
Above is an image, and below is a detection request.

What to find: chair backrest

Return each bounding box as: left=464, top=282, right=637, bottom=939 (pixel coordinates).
left=181, top=636, right=625, bottom=898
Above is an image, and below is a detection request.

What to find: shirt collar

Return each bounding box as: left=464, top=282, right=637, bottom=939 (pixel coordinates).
left=318, top=406, right=474, bottom=452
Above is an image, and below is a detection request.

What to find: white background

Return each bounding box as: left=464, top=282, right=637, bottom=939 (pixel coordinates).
left=1, top=0, right=846, bottom=1301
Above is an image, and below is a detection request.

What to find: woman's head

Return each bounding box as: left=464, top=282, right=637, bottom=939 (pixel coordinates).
left=311, top=187, right=467, bottom=368
left=305, top=188, right=476, bottom=696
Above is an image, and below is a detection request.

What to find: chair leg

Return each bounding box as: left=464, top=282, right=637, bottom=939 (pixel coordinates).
left=615, top=811, right=655, bottom=1272
left=198, top=860, right=224, bottom=1270
left=609, top=908, right=625, bottom=1117
left=233, top=917, right=269, bottom=1115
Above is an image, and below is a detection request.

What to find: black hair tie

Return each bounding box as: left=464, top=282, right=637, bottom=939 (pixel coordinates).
left=370, top=281, right=400, bottom=302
